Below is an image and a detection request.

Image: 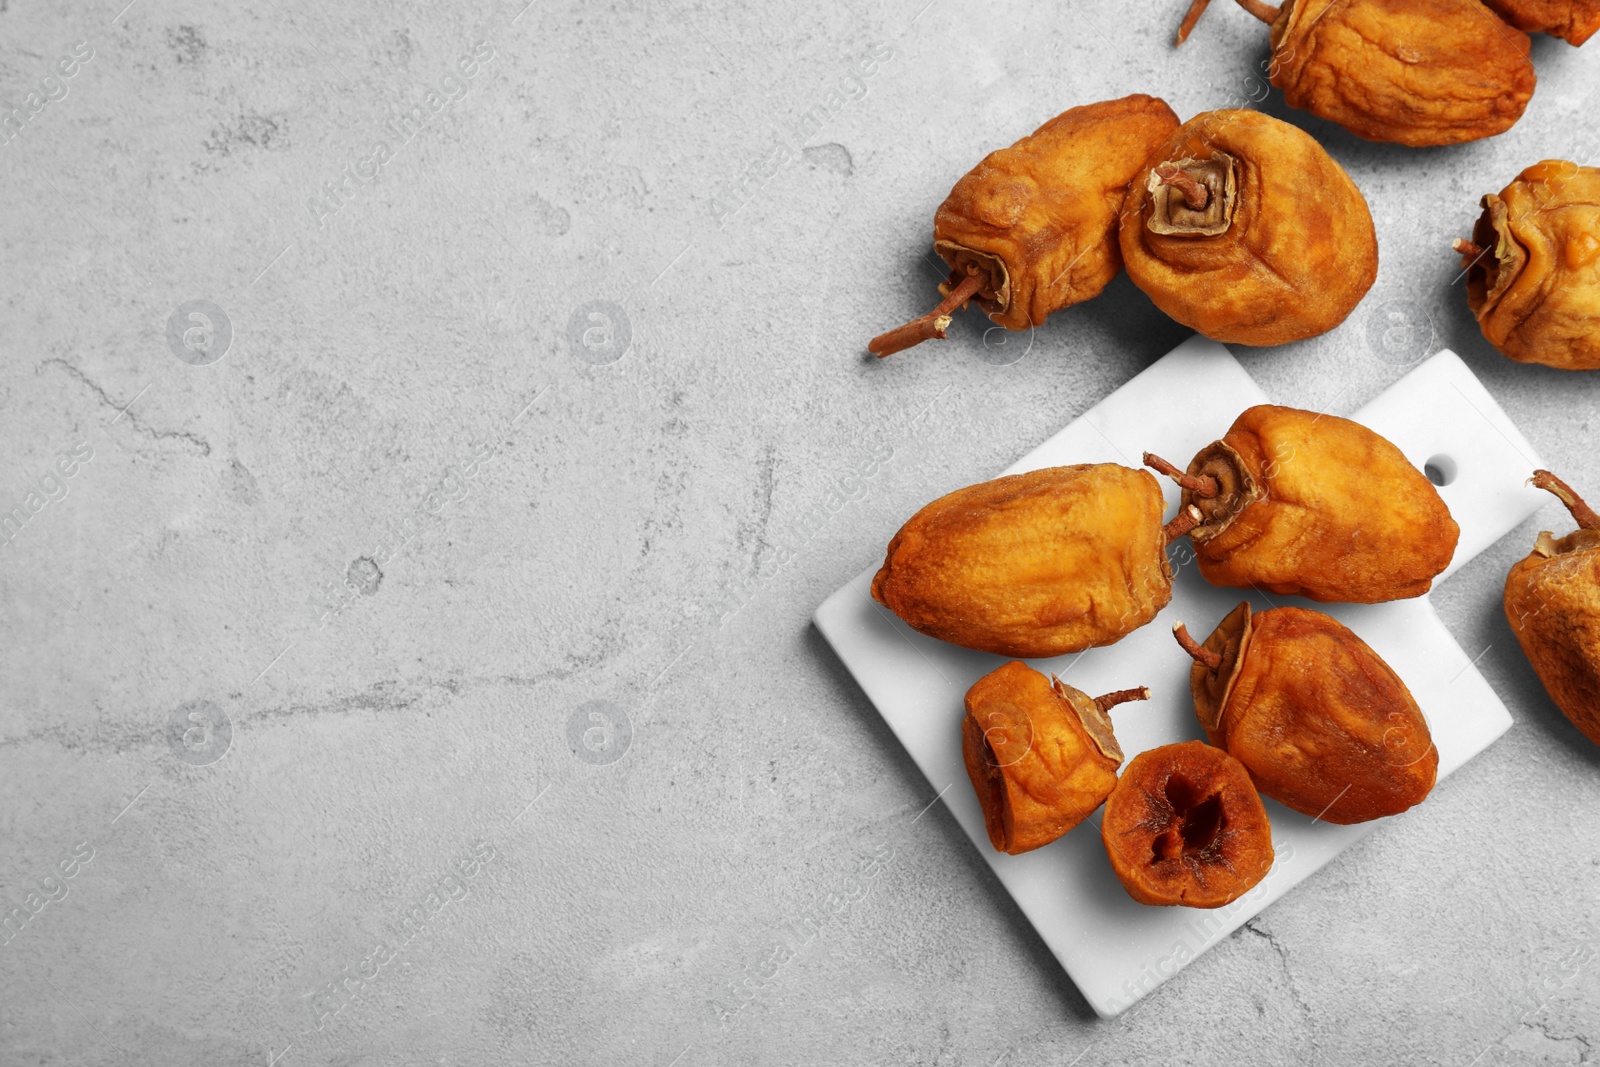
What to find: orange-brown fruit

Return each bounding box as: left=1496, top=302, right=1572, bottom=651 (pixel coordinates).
left=1177, top=0, right=1536, bottom=146
left=871, top=464, right=1177, bottom=657
left=1175, top=603, right=1438, bottom=823
left=1117, top=110, right=1378, bottom=347
left=1100, top=740, right=1274, bottom=908
left=1457, top=162, right=1600, bottom=370
left=1145, top=404, right=1459, bottom=602
left=868, top=94, right=1180, bottom=357
left=1481, top=0, right=1600, bottom=44
left=1504, top=470, right=1600, bottom=746
left=962, top=661, right=1149, bottom=854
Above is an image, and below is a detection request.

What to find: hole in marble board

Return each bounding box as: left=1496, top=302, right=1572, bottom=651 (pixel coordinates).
left=1424, top=454, right=1458, bottom=487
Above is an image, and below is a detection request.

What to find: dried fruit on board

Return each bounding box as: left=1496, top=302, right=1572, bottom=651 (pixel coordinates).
left=1176, top=0, right=1536, bottom=146
left=1117, top=110, right=1378, bottom=347
left=1144, top=404, right=1459, bottom=603
left=1101, top=740, right=1274, bottom=908
left=868, top=95, right=1180, bottom=357
left=1455, top=162, right=1600, bottom=370
left=1481, top=0, right=1600, bottom=44
left=1174, top=603, right=1437, bottom=823
left=872, top=464, right=1189, bottom=657
left=1504, top=471, right=1600, bottom=746
left=962, top=661, right=1149, bottom=855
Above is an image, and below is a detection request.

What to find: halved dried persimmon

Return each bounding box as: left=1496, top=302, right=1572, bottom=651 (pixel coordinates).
left=1101, top=740, right=1273, bottom=908
left=962, top=660, right=1148, bottom=855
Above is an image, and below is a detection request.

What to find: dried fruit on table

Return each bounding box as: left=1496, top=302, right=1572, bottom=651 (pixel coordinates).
left=1117, top=109, right=1378, bottom=347
left=868, top=95, right=1180, bottom=357
left=1455, top=161, right=1600, bottom=370
left=872, top=464, right=1189, bottom=657
left=1174, top=602, right=1438, bottom=823
left=962, top=661, right=1149, bottom=855
left=1504, top=470, right=1600, bottom=746
left=1481, top=0, right=1600, bottom=44
left=1176, top=0, right=1536, bottom=146
left=1144, top=404, right=1458, bottom=602
left=1101, top=740, right=1274, bottom=908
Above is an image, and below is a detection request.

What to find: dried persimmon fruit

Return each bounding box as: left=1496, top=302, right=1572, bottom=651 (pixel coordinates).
left=1481, top=0, right=1600, bottom=44
left=1456, top=162, right=1600, bottom=370
left=868, top=95, right=1180, bottom=357
left=872, top=464, right=1186, bottom=657
left=962, top=661, right=1149, bottom=855
left=1504, top=471, right=1600, bottom=746
left=1174, top=603, right=1438, bottom=823
left=1117, top=110, right=1377, bottom=347
left=1100, top=740, right=1273, bottom=908
left=1177, top=0, right=1536, bottom=146
left=1145, top=404, right=1458, bottom=603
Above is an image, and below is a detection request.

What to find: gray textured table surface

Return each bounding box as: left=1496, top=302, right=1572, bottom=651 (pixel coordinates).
left=3, top=1, right=1599, bottom=1064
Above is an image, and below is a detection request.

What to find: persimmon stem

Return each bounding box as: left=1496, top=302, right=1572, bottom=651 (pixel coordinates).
left=869, top=272, right=986, bottom=358
left=1235, top=0, right=1282, bottom=23
left=1453, top=238, right=1485, bottom=259
left=1145, top=452, right=1219, bottom=498
left=1531, top=470, right=1600, bottom=530
left=1095, top=687, right=1151, bottom=713
left=1163, top=505, right=1204, bottom=543
left=1155, top=164, right=1209, bottom=210
left=1173, top=622, right=1222, bottom=670
left=1175, top=0, right=1213, bottom=44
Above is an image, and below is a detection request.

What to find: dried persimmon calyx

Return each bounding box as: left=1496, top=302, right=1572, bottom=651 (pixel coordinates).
left=1145, top=155, right=1237, bottom=237
left=1153, top=441, right=1258, bottom=544
left=931, top=242, right=1011, bottom=316
left=1173, top=602, right=1252, bottom=734
left=1468, top=194, right=1527, bottom=311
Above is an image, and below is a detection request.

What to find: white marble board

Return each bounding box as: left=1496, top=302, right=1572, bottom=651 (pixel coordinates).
left=812, top=336, right=1548, bottom=1017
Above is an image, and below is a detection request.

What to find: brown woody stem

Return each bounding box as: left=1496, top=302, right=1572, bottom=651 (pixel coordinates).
left=1155, top=164, right=1209, bottom=210
left=1235, top=0, right=1282, bottom=23
left=1175, top=0, right=1213, bottom=44
left=1145, top=452, right=1220, bottom=497
left=1531, top=470, right=1600, bottom=530
left=1163, top=505, right=1204, bottom=543
left=869, top=272, right=986, bottom=358
left=1173, top=622, right=1222, bottom=670
left=1095, top=687, right=1151, bottom=713
left=1453, top=238, right=1485, bottom=259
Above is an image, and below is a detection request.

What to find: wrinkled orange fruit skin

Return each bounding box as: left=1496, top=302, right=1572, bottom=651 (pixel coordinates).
left=1118, top=110, right=1378, bottom=347
left=872, top=464, right=1173, bottom=658
left=934, top=94, right=1180, bottom=331
left=1204, top=607, right=1437, bottom=824
left=962, top=662, right=1122, bottom=855
left=1466, top=162, right=1600, bottom=370
left=1186, top=405, right=1459, bottom=603
left=1505, top=531, right=1600, bottom=746
left=1267, top=0, right=1536, bottom=146
left=1101, top=741, right=1274, bottom=909
left=1482, top=0, right=1599, bottom=44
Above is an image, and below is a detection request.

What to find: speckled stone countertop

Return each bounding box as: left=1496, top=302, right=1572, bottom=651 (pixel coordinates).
left=1, top=1, right=1597, bottom=1064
